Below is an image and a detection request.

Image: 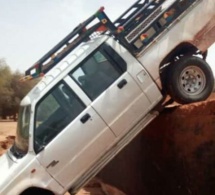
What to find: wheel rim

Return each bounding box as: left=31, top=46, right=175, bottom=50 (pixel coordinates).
left=179, top=66, right=206, bottom=96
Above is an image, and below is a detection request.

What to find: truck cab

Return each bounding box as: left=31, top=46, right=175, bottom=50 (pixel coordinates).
left=1, top=0, right=215, bottom=194
left=0, top=35, right=162, bottom=195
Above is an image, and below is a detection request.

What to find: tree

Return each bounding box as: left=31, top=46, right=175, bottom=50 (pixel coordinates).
left=9, top=71, right=34, bottom=120
left=0, top=59, right=37, bottom=120
left=0, top=59, right=13, bottom=118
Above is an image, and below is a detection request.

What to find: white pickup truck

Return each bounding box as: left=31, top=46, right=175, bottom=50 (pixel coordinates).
left=0, top=0, right=215, bottom=194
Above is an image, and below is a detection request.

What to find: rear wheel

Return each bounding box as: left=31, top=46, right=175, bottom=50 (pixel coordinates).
left=167, top=56, right=214, bottom=104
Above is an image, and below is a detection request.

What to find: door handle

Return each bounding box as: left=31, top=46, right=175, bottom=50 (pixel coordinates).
left=80, top=113, right=91, bottom=123
left=46, top=160, right=59, bottom=169
left=117, top=79, right=127, bottom=89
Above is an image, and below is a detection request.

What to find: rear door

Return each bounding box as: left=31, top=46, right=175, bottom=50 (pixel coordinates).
left=70, top=43, right=152, bottom=136
left=35, top=80, right=115, bottom=189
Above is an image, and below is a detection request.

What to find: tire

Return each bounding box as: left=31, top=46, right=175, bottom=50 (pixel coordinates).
left=20, top=188, right=54, bottom=195
left=167, top=56, right=214, bottom=104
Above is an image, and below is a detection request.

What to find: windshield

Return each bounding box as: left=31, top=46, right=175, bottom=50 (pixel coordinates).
left=11, top=105, right=31, bottom=158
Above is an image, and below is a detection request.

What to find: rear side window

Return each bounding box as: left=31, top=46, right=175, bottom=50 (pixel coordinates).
left=70, top=44, right=126, bottom=100
left=34, top=81, right=85, bottom=153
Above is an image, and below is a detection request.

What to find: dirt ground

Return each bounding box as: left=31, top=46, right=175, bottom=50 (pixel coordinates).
left=0, top=121, right=16, bottom=156
left=98, top=94, right=215, bottom=195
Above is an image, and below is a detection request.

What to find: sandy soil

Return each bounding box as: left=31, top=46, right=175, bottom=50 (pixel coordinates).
left=0, top=121, right=16, bottom=156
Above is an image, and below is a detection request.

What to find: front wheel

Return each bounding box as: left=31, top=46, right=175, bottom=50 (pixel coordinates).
left=167, top=56, right=214, bottom=104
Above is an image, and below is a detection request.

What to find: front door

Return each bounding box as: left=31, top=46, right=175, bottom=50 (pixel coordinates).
left=35, top=80, right=115, bottom=189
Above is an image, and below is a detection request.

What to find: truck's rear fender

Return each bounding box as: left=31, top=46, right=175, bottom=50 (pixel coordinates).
left=137, top=0, right=215, bottom=92
left=159, top=0, right=215, bottom=92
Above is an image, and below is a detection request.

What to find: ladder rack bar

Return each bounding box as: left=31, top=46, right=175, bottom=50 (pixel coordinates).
left=114, top=0, right=149, bottom=27
left=122, top=0, right=165, bottom=35
left=25, top=7, right=109, bottom=77
left=24, top=1, right=161, bottom=79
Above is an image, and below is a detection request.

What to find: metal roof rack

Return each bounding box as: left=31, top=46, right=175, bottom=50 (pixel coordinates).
left=22, top=0, right=199, bottom=81
left=23, top=1, right=158, bottom=80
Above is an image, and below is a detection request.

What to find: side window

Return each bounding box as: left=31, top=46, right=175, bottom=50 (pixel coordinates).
left=34, top=81, right=85, bottom=152
left=70, top=44, right=126, bottom=100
